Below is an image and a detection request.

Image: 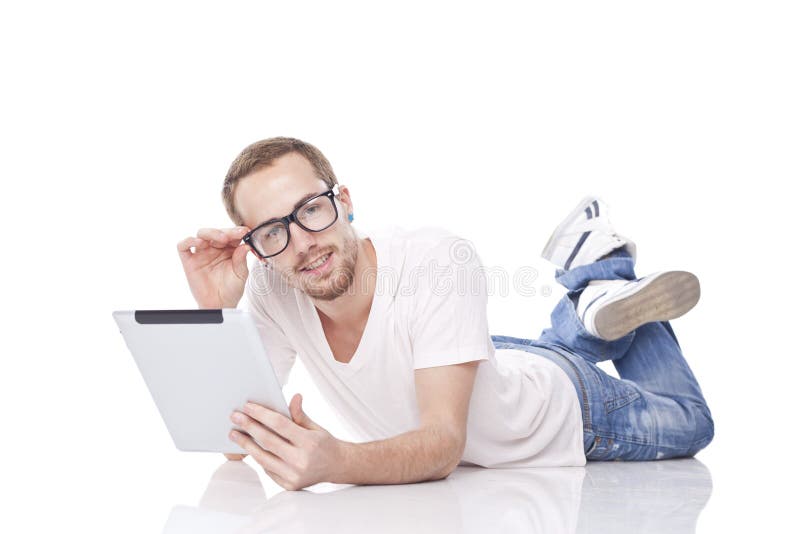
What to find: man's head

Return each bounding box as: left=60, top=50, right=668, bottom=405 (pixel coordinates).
left=222, top=137, right=360, bottom=301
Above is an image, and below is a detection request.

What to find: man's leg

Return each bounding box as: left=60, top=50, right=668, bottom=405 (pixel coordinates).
left=536, top=247, right=715, bottom=459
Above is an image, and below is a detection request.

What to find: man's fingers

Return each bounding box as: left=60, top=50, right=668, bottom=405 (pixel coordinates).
left=177, top=237, right=210, bottom=252
left=231, top=430, right=294, bottom=482
left=177, top=236, right=210, bottom=262
left=242, top=402, right=304, bottom=445
left=231, top=242, right=252, bottom=280
left=197, top=227, right=250, bottom=248
left=223, top=453, right=247, bottom=461
left=196, top=228, right=230, bottom=248
left=233, top=413, right=295, bottom=461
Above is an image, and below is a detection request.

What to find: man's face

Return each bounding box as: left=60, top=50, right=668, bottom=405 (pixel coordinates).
left=234, top=152, right=359, bottom=301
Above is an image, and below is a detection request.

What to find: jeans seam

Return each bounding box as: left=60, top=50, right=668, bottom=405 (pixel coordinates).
left=593, top=431, right=680, bottom=448
left=535, top=342, right=592, bottom=432
left=690, top=431, right=714, bottom=447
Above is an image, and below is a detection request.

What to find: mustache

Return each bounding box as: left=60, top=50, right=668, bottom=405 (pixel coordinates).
left=296, top=248, right=335, bottom=271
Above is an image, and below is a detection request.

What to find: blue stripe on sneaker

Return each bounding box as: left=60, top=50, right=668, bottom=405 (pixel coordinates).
left=584, top=207, right=593, bottom=219
left=592, top=200, right=599, bottom=217
left=580, top=289, right=609, bottom=322
left=564, top=231, right=591, bottom=270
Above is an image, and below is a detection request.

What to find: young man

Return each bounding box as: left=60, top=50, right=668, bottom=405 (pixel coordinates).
left=176, top=137, right=714, bottom=491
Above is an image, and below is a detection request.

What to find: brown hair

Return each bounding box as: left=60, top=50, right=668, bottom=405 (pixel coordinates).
left=221, top=137, right=338, bottom=226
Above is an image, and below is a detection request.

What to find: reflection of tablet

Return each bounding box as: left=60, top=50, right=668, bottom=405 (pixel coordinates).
left=112, top=309, right=290, bottom=454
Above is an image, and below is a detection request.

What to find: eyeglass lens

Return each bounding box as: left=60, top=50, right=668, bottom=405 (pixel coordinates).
left=251, top=195, right=337, bottom=256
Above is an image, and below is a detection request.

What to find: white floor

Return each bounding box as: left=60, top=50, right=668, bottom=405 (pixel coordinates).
left=0, top=422, right=796, bottom=534
left=3, top=441, right=789, bottom=533
left=159, top=457, right=714, bottom=534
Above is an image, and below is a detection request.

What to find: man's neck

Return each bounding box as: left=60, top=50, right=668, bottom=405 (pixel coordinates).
left=311, top=236, right=377, bottom=328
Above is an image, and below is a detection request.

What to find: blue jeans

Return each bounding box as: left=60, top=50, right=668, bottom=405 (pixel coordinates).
left=491, top=248, right=715, bottom=461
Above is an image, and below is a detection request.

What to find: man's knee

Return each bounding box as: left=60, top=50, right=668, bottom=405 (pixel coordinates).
left=687, top=406, right=715, bottom=456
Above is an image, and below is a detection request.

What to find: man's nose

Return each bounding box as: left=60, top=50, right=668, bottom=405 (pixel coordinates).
left=289, top=222, right=317, bottom=256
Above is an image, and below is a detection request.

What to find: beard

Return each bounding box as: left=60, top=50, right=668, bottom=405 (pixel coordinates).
left=284, top=228, right=360, bottom=301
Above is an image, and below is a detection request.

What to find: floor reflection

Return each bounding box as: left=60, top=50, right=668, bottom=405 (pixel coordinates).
left=164, top=458, right=712, bottom=534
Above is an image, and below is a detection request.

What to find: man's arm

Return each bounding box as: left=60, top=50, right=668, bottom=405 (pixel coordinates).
left=332, top=359, right=481, bottom=485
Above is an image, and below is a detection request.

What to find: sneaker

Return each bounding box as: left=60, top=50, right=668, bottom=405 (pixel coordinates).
left=541, top=195, right=637, bottom=270
left=576, top=271, right=701, bottom=341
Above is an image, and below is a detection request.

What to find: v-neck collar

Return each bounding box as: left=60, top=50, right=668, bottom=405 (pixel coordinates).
left=299, top=232, right=387, bottom=375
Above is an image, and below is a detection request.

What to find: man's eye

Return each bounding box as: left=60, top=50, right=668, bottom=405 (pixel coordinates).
left=264, top=227, right=282, bottom=239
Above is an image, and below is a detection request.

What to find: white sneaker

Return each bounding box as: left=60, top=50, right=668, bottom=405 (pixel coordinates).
left=541, top=195, right=637, bottom=270
left=576, top=271, right=701, bottom=341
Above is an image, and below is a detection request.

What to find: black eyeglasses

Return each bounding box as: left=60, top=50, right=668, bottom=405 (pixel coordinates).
left=243, top=185, right=341, bottom=258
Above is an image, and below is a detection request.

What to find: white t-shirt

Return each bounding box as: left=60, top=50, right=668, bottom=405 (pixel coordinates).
left=243, top=223, right=586, bottom=468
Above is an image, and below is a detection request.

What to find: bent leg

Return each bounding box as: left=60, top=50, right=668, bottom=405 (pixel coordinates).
left=582, top=369, right=716, bottom=461
left=533, top=247, right=715, bottom=458
left=491, top=338, right=715, bottom=460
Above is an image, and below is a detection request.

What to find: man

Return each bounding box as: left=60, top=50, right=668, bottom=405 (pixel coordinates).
left=176, top=137, right=715, bottom=491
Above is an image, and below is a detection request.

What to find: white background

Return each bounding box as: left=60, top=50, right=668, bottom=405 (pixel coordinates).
left=1, top=1, right=797, bottom=532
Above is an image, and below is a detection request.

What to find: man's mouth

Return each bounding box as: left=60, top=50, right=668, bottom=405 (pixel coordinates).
left=300, top=252, right=333, bottom=273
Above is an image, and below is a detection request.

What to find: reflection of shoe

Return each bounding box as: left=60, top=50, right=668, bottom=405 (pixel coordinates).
left=541, top=195, right=636, bottom=270
left=577, top=271, right=700, bottom=341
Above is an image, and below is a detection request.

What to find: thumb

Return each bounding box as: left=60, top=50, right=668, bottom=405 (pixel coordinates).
left=289, top=393, right=322, bottom=431
left=232, top=243, right=250, bottom=281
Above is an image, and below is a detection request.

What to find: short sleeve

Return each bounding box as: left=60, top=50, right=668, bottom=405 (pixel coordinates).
left=408, top=236, right=492, bottom=370
left=243, top=268, right=297, bottom=388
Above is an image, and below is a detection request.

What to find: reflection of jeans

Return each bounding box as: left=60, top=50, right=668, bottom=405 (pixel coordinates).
left=491, top=247, right=715, bottom=461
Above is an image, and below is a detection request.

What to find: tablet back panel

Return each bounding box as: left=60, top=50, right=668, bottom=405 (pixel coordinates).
left=112, top=308, right=289, bottom=453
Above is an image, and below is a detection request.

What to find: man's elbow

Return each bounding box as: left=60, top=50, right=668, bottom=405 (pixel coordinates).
left=435, top=460, right=460, bottom=480
left=432, top=431, right=465, bottom=480
left=433, top=454, right=462, bottom=480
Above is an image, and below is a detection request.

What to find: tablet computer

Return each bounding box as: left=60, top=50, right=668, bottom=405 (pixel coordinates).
left=112, top=308, right=290, bottom=454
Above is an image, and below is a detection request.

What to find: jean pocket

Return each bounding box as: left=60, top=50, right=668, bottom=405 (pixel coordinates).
left=586, top=435, right=601, bottom=456
left=602, top=378, right=642, bottom=414
left=586, top=434, right=615, bottom=460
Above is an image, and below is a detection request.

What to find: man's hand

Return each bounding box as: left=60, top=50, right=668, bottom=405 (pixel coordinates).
left=176, top=226, right=253, bottom=309
left=228, top=394, right=343, bottom=491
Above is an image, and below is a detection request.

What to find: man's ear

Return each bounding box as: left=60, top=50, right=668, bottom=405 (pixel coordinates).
left=336, top=184, right=354, bottom=215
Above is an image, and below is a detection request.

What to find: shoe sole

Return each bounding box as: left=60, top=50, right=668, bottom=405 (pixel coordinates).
left=541, top=195, right=598, bottom=261
left=594, top=271, right=700, bottom=341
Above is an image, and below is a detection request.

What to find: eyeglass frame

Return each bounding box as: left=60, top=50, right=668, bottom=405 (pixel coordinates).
left=242, top=184, right=343, bottom=259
